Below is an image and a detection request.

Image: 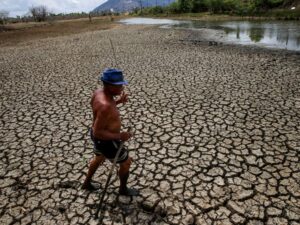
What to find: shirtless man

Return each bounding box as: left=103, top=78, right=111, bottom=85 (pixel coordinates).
left=82, top=68, right=138, bottom=196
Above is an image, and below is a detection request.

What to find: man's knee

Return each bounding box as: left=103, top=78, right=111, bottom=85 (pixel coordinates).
left=93, top=154, right=105, bottom=164
left=120, top=157, right=131, bottom=170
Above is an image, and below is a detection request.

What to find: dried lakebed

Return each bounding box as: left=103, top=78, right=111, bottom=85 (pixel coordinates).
left=0, top=25, right=300, bottom=225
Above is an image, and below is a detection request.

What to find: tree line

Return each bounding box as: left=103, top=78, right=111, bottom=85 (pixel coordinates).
left=1, top=0, right=299, bottom=25
left=134, top=0, right=299, bottom=18
left=0, top=6, right=114, bottom=25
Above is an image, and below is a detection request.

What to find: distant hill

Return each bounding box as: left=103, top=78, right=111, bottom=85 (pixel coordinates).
left=92, top=0, right=176, bottom=13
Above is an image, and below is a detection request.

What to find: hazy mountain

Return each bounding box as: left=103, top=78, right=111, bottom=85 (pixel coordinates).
left=92, top=0, right=176, bottom=13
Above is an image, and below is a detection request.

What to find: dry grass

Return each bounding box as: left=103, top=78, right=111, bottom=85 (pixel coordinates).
left=0, top=16, right=124, bottom=47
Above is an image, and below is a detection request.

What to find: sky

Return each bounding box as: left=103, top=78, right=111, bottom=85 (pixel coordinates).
left=0, top=0, right=107, bottom=17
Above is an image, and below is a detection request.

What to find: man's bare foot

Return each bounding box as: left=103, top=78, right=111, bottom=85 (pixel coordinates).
left=119, top=187, right=139, bottom=196
left=82, top=182, right=100, bottom=191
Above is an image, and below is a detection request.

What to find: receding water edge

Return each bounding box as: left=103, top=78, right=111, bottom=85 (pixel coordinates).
left=120, top=18, right=300, bottom=51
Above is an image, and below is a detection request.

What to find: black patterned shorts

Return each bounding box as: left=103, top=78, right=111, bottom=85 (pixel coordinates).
left=90, top=129, right=128, bottom=163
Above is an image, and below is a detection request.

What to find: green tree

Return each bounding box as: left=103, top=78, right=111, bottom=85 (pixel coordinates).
left=0, top=10, right=9, bottom=24
left=178, top=0, right=190, bottom=12
left=205, top=0, right=224, bottom=13
left=190, top=0, right=207, bottom=12
left=167, top=2, right=181, bottom=13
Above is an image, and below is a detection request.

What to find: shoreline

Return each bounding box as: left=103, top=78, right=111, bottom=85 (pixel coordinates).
left=134, top=12, right=300, bottom=21
left=3, top=16, right=300, bottom=54
left=175, top=26, right=300, bottom=55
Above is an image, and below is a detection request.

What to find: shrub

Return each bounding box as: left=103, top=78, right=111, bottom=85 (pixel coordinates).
left=29, top=5, right=48, bottom=22
left=167, top=2, right=181, bottom=13
left=0, top=10, right=9, bottom=24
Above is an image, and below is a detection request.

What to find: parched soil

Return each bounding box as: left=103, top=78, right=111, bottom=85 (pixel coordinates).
left=0, top=16, right=120, bottom=47
left=0, top=23, right=299, bottom=225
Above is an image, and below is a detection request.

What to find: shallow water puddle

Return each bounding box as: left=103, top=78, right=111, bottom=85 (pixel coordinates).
left=120, top=18, right=300, bottom=51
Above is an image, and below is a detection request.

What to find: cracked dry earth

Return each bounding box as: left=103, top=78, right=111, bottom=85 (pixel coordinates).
left=1, top=25, right=300, bottom=225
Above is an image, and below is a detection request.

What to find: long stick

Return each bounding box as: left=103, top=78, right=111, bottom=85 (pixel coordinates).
left=109, top=38, right=118, bottom=68
left=95, top=39, right=132, bottom=220
left=95, top=141, right=124, bottom=220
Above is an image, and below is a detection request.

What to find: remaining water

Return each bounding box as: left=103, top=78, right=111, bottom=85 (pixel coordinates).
left=120, top=17, right=182, bottom=25
left=119, top=18, right=300, bottom=51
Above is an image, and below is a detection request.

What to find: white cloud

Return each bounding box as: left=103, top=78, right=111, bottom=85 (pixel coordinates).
left=0, top=0, right=107, bottom=17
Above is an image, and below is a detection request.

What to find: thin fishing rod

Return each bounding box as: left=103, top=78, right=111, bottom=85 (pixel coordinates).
left=95, top=142, right=124, bottom=220
left=95, top=127, right=131, bottom=220
left=108, top=38, right=133, bottom=131
left=109, top=38, right=118, bottom=68
left=94, top=40, right=133, bottom=221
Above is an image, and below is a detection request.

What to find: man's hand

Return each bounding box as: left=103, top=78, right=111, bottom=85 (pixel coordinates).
left=116, top=92, right=128, bottom=105
left=119, top=131, right=132, bottom=141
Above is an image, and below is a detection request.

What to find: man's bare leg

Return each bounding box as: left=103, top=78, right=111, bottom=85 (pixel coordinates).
left=118, top=157, right=139, bottom=196
left=82, top=154, right=105, bottom=190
